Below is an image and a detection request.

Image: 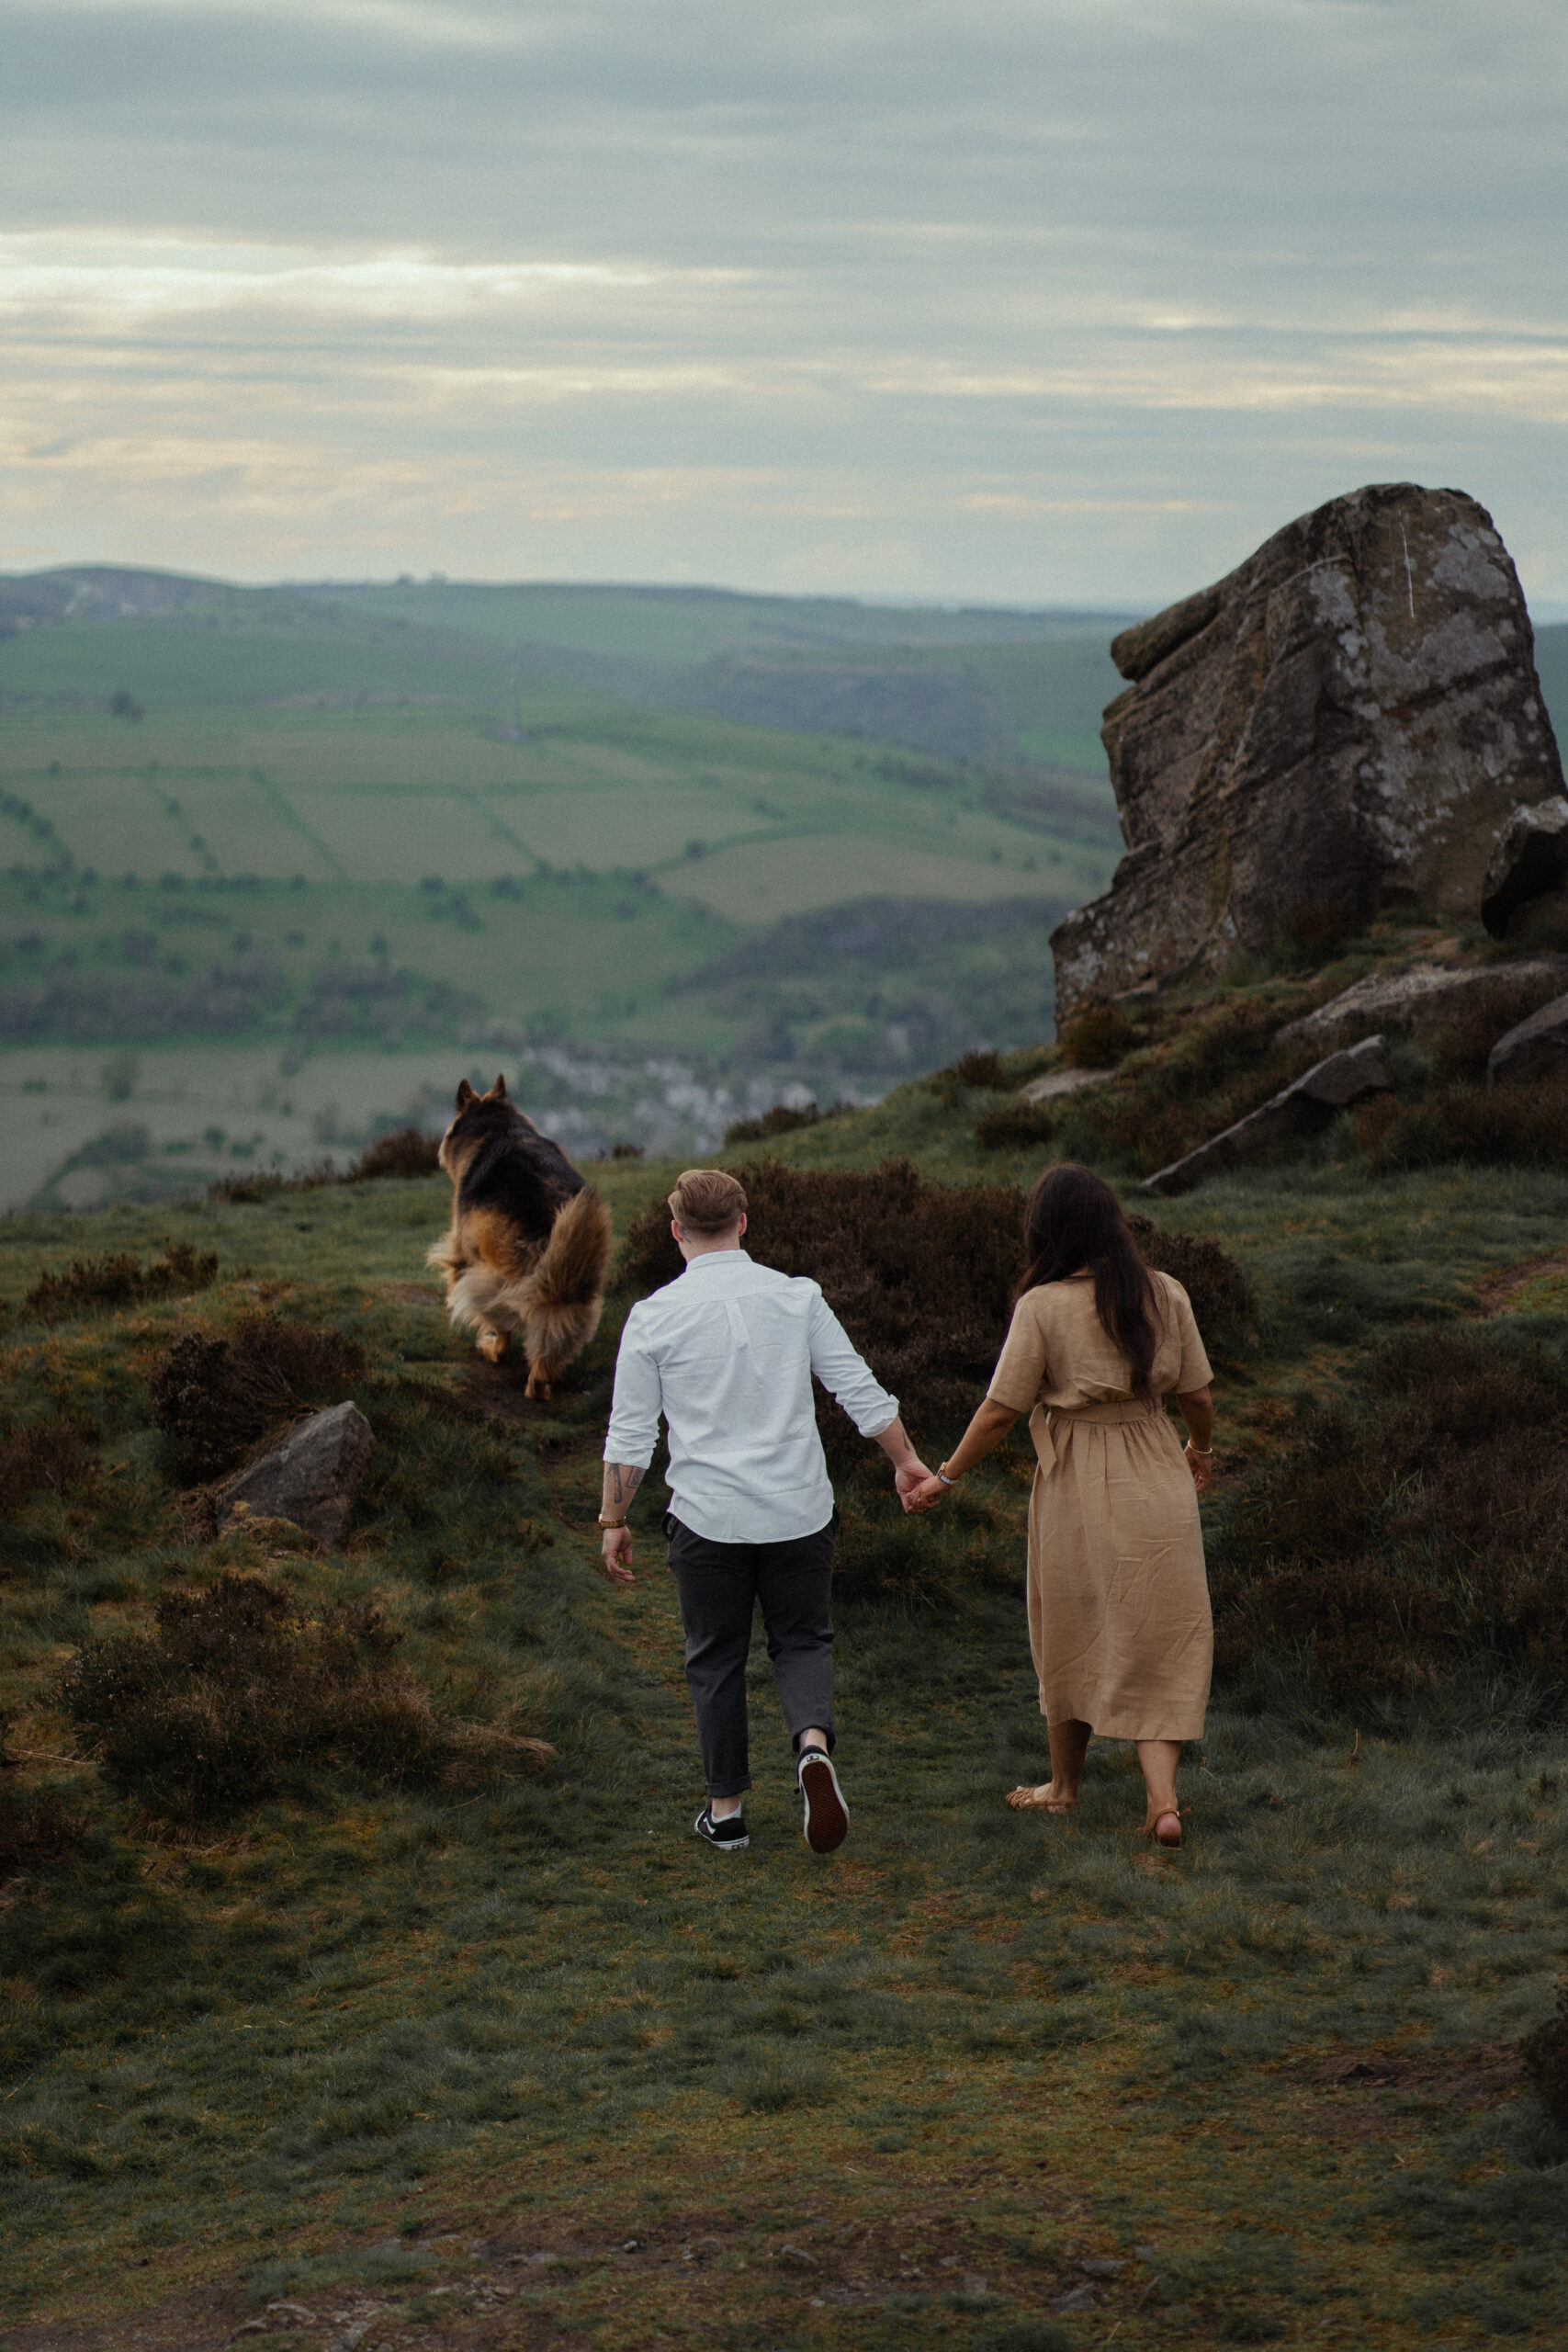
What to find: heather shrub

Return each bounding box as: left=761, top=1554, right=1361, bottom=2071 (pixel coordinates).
left=1209, top=1329, right=1568, bottom=1693
left=974, top=1101, right=1055, bottom=1153
left=1356, top=1076, right=1568, bottom=1172
left=952, top=1047, right=1007, bottom=1090
left=344, top=1127, right=441, bottom=1181
left=1125, top=1216, right=1252, bottom=1329
left=724, top=1102, right=824, bottom=1146
left=149, top=1317, right=367, bottom=1486
left=0, top=1779, right=81, bottom=1879
left=23, top=1241, right=217, bottom=1323
left=208, top=1163, right=335, bottom=1204
left=1057, top=1002, right=1137, bottom=1069
left=55, top=1573, right=551, bottom=1815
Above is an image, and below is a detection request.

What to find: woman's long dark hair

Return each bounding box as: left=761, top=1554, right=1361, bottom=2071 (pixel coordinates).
left=1017, top=1161, right=1162, bottom=1399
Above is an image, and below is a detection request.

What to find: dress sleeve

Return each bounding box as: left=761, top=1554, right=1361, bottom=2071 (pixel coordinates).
left=1168, top=1281, right=1213, bottom=1391
left=987, top=1293, right=1048, bottom=1413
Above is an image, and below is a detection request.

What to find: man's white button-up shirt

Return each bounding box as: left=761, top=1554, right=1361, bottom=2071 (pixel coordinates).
left=604, top=1249, right=898, bottom=1544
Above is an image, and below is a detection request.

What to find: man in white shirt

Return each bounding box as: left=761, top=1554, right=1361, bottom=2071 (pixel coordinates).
left=600, top=1168, right=931, bottom=1854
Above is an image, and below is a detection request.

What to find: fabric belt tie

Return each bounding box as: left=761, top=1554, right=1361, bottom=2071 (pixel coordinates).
left=1032, top=1395, right=1163, bottom=1480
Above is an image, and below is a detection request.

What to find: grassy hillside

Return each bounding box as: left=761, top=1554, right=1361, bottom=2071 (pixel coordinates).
left=3, top=933, right=1568, bottom=2345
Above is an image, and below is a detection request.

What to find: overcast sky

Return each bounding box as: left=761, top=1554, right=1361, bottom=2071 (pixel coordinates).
left=3, top=0, right=1566, bottom=606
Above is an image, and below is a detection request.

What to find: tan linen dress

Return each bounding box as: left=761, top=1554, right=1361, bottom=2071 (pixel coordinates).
left=987, top=1272, right=1214, bottom=1742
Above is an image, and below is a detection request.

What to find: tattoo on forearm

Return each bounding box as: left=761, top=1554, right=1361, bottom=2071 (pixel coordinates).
left=609, top=1464, right=644, bottom=1507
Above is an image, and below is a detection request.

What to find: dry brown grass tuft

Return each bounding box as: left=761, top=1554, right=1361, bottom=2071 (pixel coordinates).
left=344, top=1127, right=442, bottom=1182
left=1356, top=1076, right=1568, bottom=1171
left=1057, top=1002, right=1138, bottom=1069
left=23, top=1241, right=217, bottom=1323
left=0, top=1778, right=81, bottom=1879
left=974, top=1101, right=1055, bottom=1153
left=0, top=1418, right=100, bottom=1515
left=55, top=1573, right=552, bottom=1815
left=724, top=1102, right=829, bottom=1146
left=149, top=1316, right=367, bottom=1486
left=1521, top=1980, right=1568, bottom=2129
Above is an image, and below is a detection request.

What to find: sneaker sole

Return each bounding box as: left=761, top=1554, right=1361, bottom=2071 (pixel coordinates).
left=798, top=1755, right=848, bottom=1853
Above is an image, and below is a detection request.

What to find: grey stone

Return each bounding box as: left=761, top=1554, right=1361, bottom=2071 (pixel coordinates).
left=1052, top=484, right=1564, bottom=1022
left=1487, top=990, right=1568, bottom=1085
left=1079, top=2257, right=1126, bottom=2278
left=1144, top=1036, right=1393, bottom=1195
left=217, top=1400, right=375, bottom=1547
left=1017, top=1066, right=1118, bottom=1104
left=779, top=2245, right=818, bottom=2269
left=1276, top=956, right=1568, bottom=1051
left=1482, top=797, right=1568, bottom=936
left=1048, top=2285, right=1100, bottom=2312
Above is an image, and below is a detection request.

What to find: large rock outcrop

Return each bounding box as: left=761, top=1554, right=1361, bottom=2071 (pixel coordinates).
left=1051, top=484, right=1565, bottom=1021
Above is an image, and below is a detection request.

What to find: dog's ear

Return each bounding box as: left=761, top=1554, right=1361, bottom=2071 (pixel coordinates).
left=455, top=1079, right=476, bottom=1108
left=485, top=1073, right=508, bottom=1101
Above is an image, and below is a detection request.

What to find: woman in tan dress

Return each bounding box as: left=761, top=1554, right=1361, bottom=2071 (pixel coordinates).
left=909, top=1163, right=1214, bottom=1846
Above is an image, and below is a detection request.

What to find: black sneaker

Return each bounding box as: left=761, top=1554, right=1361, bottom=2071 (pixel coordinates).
left=797, top=1751, right=849, bottom=1853
left=694, top=1805, right=749, bottom=1851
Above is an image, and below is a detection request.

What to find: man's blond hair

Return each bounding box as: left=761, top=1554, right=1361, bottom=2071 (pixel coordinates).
left=669, top=1168, right=748, bottom=1237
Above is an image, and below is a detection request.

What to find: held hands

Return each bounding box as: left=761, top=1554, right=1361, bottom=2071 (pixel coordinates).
left=905, top=1472, right=947, bottom=1513
left=894, top=1460, right=937, bottom=1514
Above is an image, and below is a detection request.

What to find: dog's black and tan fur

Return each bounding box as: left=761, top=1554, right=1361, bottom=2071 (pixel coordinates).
left=428, top=1077, right=614, bottom=1396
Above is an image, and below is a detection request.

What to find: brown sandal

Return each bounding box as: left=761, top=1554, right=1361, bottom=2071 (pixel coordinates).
left=1149, top=1808, right=1183, bottom=1848
left=1006, top=1784, right=1077, bottom=1813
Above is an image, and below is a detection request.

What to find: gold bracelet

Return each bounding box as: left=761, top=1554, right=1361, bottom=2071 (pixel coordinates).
left=1184, top=1442, right=1213, bottom=1458
left=597, top=1514, right=627, bottom=1529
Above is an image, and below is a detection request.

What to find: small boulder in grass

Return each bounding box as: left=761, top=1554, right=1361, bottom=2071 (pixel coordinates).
left=1487, top=990, right=1568, bottom=1086
left=218, top=1401, right=376, bottom=1548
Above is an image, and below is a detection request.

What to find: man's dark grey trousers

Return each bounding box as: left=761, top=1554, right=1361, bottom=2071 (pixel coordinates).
left=665, top=1512, right=837, bottom=1798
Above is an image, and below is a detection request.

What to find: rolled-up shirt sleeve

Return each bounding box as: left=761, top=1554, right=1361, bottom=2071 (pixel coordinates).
left=604, top=1306, right=663, bottom=1466
left=807, top=1289, right=898, bottom=1436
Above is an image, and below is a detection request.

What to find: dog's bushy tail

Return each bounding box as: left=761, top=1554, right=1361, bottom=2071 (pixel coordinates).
left=511, top=1186, right=615, bottom=1377
left=528, top=1187, right=614, bottom=1321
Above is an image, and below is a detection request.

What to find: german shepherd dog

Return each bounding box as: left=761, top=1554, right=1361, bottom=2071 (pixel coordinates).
left=428, top=1077, right=614, bottom=1397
